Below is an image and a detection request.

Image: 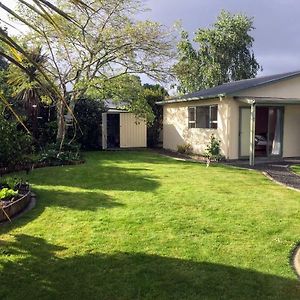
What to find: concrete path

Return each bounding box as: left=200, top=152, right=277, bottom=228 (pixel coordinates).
left=225, top=159, right=300, bottom=191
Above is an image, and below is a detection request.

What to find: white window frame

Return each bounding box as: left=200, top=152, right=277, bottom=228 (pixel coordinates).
left=188, top=107, right=196, bottom=128
left=188, top=105, right=218, bottom=129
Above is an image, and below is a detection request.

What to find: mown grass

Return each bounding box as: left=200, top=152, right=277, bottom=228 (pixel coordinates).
left=291, top=165, right=300, bottom=176
left=1, top=150, right=300, bottom=299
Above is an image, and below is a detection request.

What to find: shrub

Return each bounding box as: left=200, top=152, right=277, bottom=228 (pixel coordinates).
left=143, top=84, right=168, bottom=147
left=177, top=143, right=193, bottom=155
left=0, top=177, right=22, bottom=190
left=0, top=188, right=17, bottom=201
left=74, top=98, right=104, bottom=150
left=0, top=114, right=33, bottom=167
left=38, top=142, right=81, bottom=164
left=204, top=134, right=223, bottom=166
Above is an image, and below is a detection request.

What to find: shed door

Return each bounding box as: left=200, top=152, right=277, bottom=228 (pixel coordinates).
left=102, top=113, right=107, bottom=149
left=239, top=108, right=251, bottom=157
left=120, top=113, right=147, bottom=148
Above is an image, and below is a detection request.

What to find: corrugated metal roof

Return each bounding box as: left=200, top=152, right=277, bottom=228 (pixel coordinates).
left=157, top=70, right=300, bottom=104
left=104, top=99, right=128, bottom=110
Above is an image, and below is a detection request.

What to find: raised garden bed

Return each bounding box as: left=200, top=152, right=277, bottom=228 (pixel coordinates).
left=0, top=159, right=84, bottom=176
left=0, top=190, right=31, bottom=222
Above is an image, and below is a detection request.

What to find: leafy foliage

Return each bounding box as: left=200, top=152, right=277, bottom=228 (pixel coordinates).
left=0, top=112, right=33, bottom=167
left=11, top=0, right=174, bottom=141
left=174, top=10, right=261, bottom=93
left=74, top=98, right=104, bottom=150
left=143, top=84, right=168, bottom=147
left=177, top=143, right=193, bottom=155
left=0, top=177, right=20, bottom=190
left=7, top=47, right=52, bottom=137
left=38, top=143, right=81, bottom=165
left=204, top=134, right=223, bottom=165
left=0, top=188, right=17, bottom=201
left=34, top=107, right=57, bottom=148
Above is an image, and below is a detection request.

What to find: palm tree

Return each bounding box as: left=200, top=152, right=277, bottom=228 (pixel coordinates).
left=0, top=0, right=83, bottom=143
left=7, top=47, right=49, bottom=137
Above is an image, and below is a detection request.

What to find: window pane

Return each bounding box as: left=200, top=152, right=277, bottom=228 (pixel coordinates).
left=196, top=106, right=209, bottom=128
left=210, top=106, right=218, bottom=122
left=188, top=107, right=195, bottom=122
left=210, top=106, right=218, bottom=129
left=188, top=122, right=196, bottom=128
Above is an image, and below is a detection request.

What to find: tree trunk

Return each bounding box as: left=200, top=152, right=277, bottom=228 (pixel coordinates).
left=56, top=98, right=65, bottom=143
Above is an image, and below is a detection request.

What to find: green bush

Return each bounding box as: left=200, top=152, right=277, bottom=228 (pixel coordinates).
left=204, top=134, right=223, bottom=165
left=0, top=188, right=17, bottom=201
left=38, top=143, right=81, bottom=164
left=0, top=114, right=33, bottom=167
left=143, top=84, right=168, bottom=147
left=177, top=143, right=193, bottom=155
left=74, top=98, right=104, bottom=150
left=0, top=177, right=22, bottom=189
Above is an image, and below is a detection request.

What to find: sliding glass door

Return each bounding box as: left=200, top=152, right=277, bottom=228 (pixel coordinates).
left=268, top=107, right=284, bottom=157
left=240, top=106, right=284, bottom=158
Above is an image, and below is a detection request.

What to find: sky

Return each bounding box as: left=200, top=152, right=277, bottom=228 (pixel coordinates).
left=1, top=0, right=299, bottom=86
left=142, top=0, right=300, bottom=77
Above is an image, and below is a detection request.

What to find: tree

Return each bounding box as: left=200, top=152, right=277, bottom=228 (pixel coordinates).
left=174, top=10, right=261, bottom=93
left=10, top=0, right=174, bottom=143
left=0, top=110, right=33, bottom=168
left=143, top=84, right=168, bottom=147
left=74, top=98, right=104, bottom=150
left=7, top=47, right=51, bottom=138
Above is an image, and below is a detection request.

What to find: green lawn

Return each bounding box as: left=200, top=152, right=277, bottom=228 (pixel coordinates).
left=291, top=165, right=300, bottom=175
left=1, top=151, right=300, bottom=299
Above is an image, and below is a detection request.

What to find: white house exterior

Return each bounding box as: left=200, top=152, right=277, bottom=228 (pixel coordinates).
left=157, top=71, right=300, bottom=165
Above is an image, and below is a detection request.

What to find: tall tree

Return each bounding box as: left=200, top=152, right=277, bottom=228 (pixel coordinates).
left=0, top=0, right=174, bottom=145
left=14, top=0, right=174, bottom=142
left=174, top=10, right=261, bottom=93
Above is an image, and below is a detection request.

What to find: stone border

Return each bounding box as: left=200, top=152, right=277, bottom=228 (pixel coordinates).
left=0, top=191, right=36, bottom=224
left=288, top=166, right=300, bottom=179
left=291, top=243, right=300, bottom=279
left=261, top=171, right=300, bottom=193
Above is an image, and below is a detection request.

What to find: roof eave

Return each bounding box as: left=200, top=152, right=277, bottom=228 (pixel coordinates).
left=234, top=96, right=300, bottom=105
left=156, top=93, right=226, bottom=105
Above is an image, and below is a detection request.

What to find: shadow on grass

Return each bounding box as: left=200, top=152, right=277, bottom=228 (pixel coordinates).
left=0, top=189, right=124, bottom=235
left=34, top=188, right=125, bottom=211
left=0, top=151, right=161, bottom=233
left=0, top=234, right=300, bottom=299
left=28, top=164, right=160, bottom=192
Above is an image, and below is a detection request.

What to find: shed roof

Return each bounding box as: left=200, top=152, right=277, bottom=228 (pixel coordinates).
left=104, top=99, right=128, bottom=110
left=157, top=70, right=300, bottom=104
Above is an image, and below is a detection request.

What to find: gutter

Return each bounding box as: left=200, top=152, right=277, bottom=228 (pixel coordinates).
left=156, top=93, right=226, bottom=105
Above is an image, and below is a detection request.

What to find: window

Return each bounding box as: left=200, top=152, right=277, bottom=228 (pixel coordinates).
left=188, top=105, right=218, bottom=129
left=188, top=107, right=196, bottom=128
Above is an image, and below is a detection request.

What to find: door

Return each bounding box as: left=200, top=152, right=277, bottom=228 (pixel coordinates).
left=102, top=113, right=107, bottom=149
left=120, top=113, right=147, bottom=148
left=107, top=113, right=120, bottom=148
left=239, top=107, right=251, bottom=157
left=268, top=107, right=284, bottom=156
left=241, top=106, right=284, bottom=158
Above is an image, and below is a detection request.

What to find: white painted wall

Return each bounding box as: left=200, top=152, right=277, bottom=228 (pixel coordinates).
left=163, top=98, right=233, bottom=158
left=162, top=76, right=300, bottom=159
left=283, top=105, right=300, bottom=157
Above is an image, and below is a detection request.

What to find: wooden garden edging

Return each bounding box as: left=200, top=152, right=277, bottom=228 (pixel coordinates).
left=0, top=159, right=84, bottom=176
left=0, top=191, right=31, bottom=222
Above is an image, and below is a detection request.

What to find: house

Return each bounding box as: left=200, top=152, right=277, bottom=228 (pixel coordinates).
left=157, top=70, right=300, bottom=165
left=102, top=100, right=147, bottom=149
